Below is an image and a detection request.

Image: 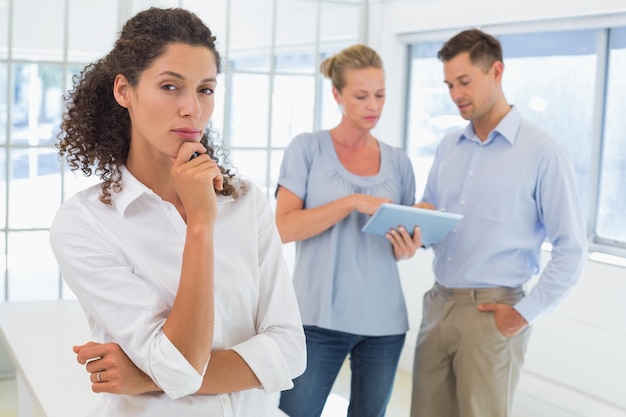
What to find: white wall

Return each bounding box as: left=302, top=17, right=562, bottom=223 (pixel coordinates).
left=369, top=1, right=626, bottom=415
left=0, top=338, right=14, bottom=378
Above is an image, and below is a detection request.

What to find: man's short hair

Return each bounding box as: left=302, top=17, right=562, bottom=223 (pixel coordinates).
left=437, top=29, right=503, bottom=72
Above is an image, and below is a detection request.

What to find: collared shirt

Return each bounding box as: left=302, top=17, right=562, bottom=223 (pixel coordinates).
left=422, top=106, right=587, bottom=323
left=50, top=167, right=306, bottom=417
left=278, top=130, right=416, bottom=336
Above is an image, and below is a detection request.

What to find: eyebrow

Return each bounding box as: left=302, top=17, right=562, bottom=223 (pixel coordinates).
left=352, top=88, right=386, bottom=93
left=444, top=74, right=470, bottom=84
left=158, top=70, right=217, bottom=83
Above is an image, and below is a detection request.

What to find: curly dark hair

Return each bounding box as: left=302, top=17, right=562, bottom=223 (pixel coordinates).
left=57, top=7, right=241, bottom=204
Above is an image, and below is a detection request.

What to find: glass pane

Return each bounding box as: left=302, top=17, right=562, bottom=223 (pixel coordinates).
left=185, top=0, right=229, bottom=48
left=211, top=73, right=227, bottom=135
left=229, top=73, right=270, bottom=147
left=596, top=27, right=626, bottom=244
left=0, top=150, right=5, bottom=229
left=7, top=231, right=60, bottom=301
left=0, top=2, right=7, bottom=59
left=67, top=0, right=118, bottom=62
left=9, top=149, right=62, bottom=229
left=275, top=0, right=318, bottom=73
left=131, top=0, right=180, bottom=14
left=0, top=233, right=5, bottom=301
left=64, top=64, right=87, bottom=100
left=62, top=169, right=100, bottom=202
left=320, top=77, right=342, bottom=129
left=229, top=0, right=273, bottom=71
left=62, top=279, right=77, bottom=300
left=0, top=64, right=6, bottom=144
left=269, top=149, right=285, bottom=205
left=319, top=2, right=359, bottom=46
left=275, top=52, right=317, bottom=74
left=13, top=0, right=65, bottom=61
left=500, top=30, right=596, bottom=216
left=271, top=75, right=315, bottom=147
left=230, top=149, right=268, bottom=191
left=407, top=40, right=482, bottom=196
left=11, top=63, right=64, bottom=146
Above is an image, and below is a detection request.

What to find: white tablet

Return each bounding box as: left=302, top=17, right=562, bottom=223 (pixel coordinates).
left=361, top=203, right=463, bottom=245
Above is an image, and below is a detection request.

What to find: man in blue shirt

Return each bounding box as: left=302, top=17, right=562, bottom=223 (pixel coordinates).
left=410, top=29, right=588, bottom=417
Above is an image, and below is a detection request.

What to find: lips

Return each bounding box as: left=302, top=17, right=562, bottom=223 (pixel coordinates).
left=457, top=102, right=470, bottom=111
left=172, top=128, right=201, bottom=140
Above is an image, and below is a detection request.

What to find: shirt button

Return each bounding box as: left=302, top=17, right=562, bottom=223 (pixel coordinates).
left=460, top=200, right=466, bottom=205
left=220, top=395, right=229, bottom=403
left=447, top=257, right=452, bottom=262
left=469, top=171, right=475, bottom=176
left=452, top=229, right=457, bottom=233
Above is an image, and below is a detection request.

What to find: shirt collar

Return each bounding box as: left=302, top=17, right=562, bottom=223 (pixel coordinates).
left=458, top=105, right=521, bottom=146
left=111, top=165, right=158, bottom=217
left=110, top=165, right=238, bottom=217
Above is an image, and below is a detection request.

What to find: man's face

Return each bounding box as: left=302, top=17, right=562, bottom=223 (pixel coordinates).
left=442, top=51, right=501, bottom=123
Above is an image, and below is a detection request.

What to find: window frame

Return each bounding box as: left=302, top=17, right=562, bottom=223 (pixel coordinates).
left=399, top=13, right=626, bottom=260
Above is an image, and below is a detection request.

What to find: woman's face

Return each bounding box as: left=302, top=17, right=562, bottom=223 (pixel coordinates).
left=115, top=42, right=218, bottom=160
left=334, top=67, right=385, bottom=131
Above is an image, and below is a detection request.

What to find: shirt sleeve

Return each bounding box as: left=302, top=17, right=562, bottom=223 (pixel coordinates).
left=513, top=146, right=588, bottom=323
left=397, top=149, right=417, bottom=206
left=418, top=135, right=450, bottom=248
left=277, top=132, right=314, bottom=201
left=50, top=199, right=204, bottom=400
left=230, top=185, right=307, bottom=392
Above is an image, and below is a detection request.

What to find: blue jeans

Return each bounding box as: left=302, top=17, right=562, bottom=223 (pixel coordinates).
left=279, top=326, right=406, bottom=417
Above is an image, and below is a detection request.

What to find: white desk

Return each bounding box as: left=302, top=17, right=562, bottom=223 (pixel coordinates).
left=0, top=300, right=99, bottom=417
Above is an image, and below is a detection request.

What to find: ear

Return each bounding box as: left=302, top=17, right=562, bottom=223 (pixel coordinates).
left=332, top=86, right=342, bottom=105
left=113, top=74, right=131, bottom=108
left=492, top=61, right=504, bottom=82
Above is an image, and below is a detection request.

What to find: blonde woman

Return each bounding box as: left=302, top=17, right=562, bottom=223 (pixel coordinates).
left=276, top=44, right=423, bottom=417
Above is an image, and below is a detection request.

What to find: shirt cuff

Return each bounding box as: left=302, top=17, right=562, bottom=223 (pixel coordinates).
left=149, top=334, right=205, bottom=399
left=231, top=334, right=294, bottom=393
left=513, top=294, right=543, bottom=325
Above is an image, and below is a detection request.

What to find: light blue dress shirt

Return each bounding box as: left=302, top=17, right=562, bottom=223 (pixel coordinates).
left=422, top=106, right=587, bottom=323
left=278, top=130, right=416, bottom=336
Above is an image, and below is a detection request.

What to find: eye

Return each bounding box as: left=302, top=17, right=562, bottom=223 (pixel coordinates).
left=200, top=87, right=215, bottom=96
left=162, top=84, right=178, bottom=92
left=356, top=96, right=366, bottom=100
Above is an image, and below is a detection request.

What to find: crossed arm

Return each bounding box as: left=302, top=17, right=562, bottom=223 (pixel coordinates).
left=74, top=342, right=262, bottom=395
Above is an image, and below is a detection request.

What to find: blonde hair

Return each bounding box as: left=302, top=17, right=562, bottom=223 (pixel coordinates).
left=320, top=44, right=383, bottom=92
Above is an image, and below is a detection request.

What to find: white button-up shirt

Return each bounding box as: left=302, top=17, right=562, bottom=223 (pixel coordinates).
left=50, top=167, right=306, bottom=416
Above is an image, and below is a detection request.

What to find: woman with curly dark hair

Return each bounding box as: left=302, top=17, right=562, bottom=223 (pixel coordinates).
left=49, top=7, right=305, bottom=416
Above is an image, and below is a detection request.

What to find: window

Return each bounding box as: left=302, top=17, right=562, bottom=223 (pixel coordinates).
left=223, top=0, right=359, bottom=203
left=405, top=22, right=626, bottom=257
left=0, top=0, right=362, bottom=301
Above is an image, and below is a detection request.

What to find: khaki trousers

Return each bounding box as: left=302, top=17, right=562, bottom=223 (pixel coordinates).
left=410, top=283, right=532, bottom=417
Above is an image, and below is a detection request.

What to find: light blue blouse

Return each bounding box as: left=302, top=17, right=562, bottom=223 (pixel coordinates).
left=278, top=130, right=416, bottom=336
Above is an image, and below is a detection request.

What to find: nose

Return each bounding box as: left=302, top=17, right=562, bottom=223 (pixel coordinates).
left=180, top=91, right=201, bottom=118
left=366, top=95, right=380, bottom=111
left=449, top=85, right=464, bottom=103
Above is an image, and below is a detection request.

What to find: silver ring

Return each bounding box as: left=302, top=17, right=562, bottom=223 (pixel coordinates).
left=97, top=371, right=102, bottom=383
